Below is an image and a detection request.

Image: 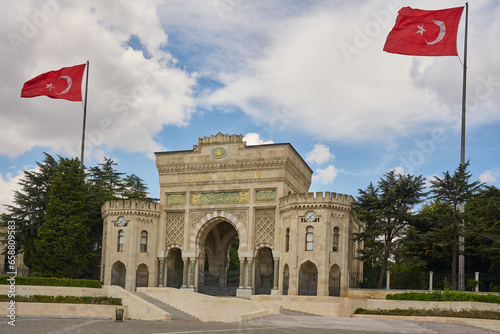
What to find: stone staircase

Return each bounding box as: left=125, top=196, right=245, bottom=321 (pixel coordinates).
left=134, top=292, right=200, bottom=321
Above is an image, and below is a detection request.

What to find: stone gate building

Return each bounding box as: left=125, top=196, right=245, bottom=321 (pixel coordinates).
left=101, top=133, right=363, bottom=297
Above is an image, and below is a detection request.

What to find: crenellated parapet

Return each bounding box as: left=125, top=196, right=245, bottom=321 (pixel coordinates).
left=278, top=191, right=355, bottom=213
left=193, top=132, right=245, bottom=151
left=101, top=199, right=162, bottom=217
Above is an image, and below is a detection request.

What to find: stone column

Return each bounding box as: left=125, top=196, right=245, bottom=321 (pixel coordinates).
left=158, top=258, right=165, bottom=287
left=182, top=259, right=188, bottom=288
left=189, top=259, right=196, bottom=288
left=273, top=258, right=279, bottom=290
left=239, top=258, right=245, bottom=288
left=246, top=259, right=253, bottom=290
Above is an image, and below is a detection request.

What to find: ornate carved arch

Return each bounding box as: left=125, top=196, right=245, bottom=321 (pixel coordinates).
left=190, top=210, right=248, bottom=251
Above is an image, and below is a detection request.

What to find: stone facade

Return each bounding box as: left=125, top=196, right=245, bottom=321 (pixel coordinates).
left=101, top=133, right=363, bottom=296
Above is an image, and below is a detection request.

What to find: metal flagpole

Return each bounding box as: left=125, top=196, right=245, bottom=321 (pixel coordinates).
left=80, top=60, right=89, bottom=169
left=458, top=2, right=468, bottom=291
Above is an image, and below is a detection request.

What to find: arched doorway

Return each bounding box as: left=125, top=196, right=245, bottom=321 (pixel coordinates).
left=111, top=261, right=126, bottom=288
left=329, top=264, right=341, bottom=297
left=197, top=220, right=240, bottom=296
left=282, top=264, right=289, bottom=295
left=255, top=247, right=273, bottom=295
left=298, top=260, right=318, bottom=296
left=136, top=263, right=149, bottom=289
left=166, top=248, right=183, bottom=288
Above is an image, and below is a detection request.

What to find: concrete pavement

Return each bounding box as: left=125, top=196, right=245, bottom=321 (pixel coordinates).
left=3, top=312, right=499, bottom=334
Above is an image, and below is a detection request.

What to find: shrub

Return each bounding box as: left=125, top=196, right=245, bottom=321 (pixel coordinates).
left=0, top=276, right=102, bottom=288
left=386, top=290, right=500, bottom=304
left=0, top=294, right=121, bottom=305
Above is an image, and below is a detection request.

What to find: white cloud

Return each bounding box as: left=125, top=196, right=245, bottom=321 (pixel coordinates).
left=0, top=1, right=197, bottom=159
left=391, top=166, right=406, bottom=175
left=306, top=144, right=334, bottom=165
left=480, top=170, right=498, bottom=183
left=196, top=0, right=500, bottom=145
left=243, top=133, right=273, bottom=146
left=312, top=165, right=338, bottom=185
left=0, top=170, right=26, bottom=215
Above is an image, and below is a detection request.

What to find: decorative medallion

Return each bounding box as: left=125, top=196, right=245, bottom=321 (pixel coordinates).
left=211, top=147, right=228, bottom=159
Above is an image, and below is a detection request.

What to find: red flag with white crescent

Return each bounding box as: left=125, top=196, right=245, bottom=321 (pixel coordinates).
left=21, top=64, right=86, bottom=101
left=384, top=6, right=464, bottom=56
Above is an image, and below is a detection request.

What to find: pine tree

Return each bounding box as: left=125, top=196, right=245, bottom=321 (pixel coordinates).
left=352, top=170, right=427, bottom=288
left=33, top=157, right=89, bottom=278
left=3, top=153, right=58, bottom=268
left=430, top=162, right=482, bottom=289
left=122, top=174, right=149, bottom=200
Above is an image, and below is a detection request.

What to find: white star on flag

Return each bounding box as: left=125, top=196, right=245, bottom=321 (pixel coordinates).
left=416, top=25, right=426, bottom=36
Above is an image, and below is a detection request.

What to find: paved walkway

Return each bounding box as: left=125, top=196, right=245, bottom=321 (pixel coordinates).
left=5, top=313, right=499, bottom=334
left=243, top=310, right=500, bottom=333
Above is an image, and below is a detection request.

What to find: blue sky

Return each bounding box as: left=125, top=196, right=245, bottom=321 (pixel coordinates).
left=1, top=0, right=500, bottom=210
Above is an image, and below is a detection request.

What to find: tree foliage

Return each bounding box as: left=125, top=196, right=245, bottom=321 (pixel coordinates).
left=353, top=170, right=427, bottom=288
left=3, top=154, right=154, bottom=279
left=32, top=158, right=89, bottom=278
left=428, top=162, right=482, bottom=289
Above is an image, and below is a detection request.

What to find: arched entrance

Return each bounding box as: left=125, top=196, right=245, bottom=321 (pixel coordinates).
left=255, top=247, right=273, bottom=295
left=136, top=263, right=149, bottom=289
left=329, top=264, right=341, bottom=297
left=111, top=261, right=126, bottom=288
left=197, top=220, right=240, bottom=296
left=298, top=260, right=318, bottom=296
left=166, top=248, right=183, bottom=288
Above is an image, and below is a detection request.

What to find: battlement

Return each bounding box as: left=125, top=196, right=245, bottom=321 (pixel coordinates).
left=278, top=191, right=355, bottom=207
left=193, top=133, right=244, bottom=151
left=101, top=199, right=161, bottom=214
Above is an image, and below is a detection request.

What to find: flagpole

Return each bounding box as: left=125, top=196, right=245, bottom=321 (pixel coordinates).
left=80, top=60, right=89, bottom=169
left=458, top=2, right=468, bottom=292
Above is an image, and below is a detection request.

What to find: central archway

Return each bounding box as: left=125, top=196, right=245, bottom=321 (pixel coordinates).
left=197, top=219, right=240, bottom=296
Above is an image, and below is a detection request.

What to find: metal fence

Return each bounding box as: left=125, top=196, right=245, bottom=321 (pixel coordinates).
left=349, top=271, right=386, bottom=289
left=349, top=271, right=500, bottom=292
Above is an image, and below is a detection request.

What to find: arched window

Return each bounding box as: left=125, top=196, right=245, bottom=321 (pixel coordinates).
left=285, top=228, right=290, bottom=252
left=332, top=227, right=340, bottom=252
left=305, top=226, right=314, bottom=251
left=140, top=231, right=148, bottom=253
left=118, top=230, right=124, bottom=252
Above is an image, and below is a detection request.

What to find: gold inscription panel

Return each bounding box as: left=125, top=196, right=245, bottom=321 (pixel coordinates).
left=256, top=189, right=276, bottom=202
left=192, top=191, right=249, bottom=205
left=167, top=194, right=186, bottom=205
left=177, top=171, right=262, bottom=182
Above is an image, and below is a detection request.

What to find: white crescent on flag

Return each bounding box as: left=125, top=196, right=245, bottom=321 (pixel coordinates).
left=55, top=75, right=72, bottom=95
left=425, top=20, right=446, bottom=45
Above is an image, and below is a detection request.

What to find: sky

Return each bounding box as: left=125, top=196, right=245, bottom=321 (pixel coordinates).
left=1, top=0, right=499, bottom=211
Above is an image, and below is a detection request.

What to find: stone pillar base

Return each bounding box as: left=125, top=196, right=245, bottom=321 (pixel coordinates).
left=270, top=289, right=279, bottom=295
left=181, top=287, right=196, bottom=292
left=236, top=288, right=253, bottom=299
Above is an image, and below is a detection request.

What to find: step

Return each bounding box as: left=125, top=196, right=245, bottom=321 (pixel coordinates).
left=134, top=292, right=200, bottom=321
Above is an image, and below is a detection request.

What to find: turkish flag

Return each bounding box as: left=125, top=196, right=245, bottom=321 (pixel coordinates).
left=21, top=64, right=86, bottom=101
left=384, top=6, right=464, bottom=56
